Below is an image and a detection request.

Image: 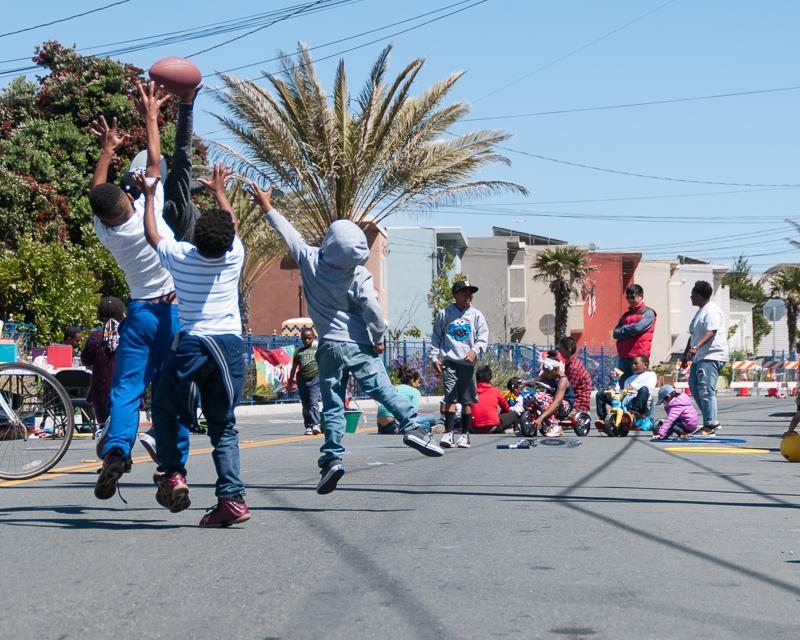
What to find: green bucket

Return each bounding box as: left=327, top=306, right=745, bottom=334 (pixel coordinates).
left=321, top=410, right=362, bottom=434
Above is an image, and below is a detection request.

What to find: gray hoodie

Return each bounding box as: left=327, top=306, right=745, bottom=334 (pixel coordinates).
left=265, top=209, right=385, bottom=345
left=430, top=303, right=489, bottom=365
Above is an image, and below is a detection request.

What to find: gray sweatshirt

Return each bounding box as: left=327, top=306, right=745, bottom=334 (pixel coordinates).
left=265, top=209, right=385, bottom=345
left=430, top=303, right=489, bottom=365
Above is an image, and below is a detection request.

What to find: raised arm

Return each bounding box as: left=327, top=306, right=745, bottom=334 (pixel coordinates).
left=198, top=163, right=236, bottom=232
left=90, top=115, right=128, bottom=188
left=135, top=82, right=170, bottom=178
left=248, top=181, right=308, bottom=265
left=133, top=172, right=163, bottom=248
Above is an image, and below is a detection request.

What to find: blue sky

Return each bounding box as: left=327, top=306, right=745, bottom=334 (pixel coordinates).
left=1, top=0, right=799, bottom=271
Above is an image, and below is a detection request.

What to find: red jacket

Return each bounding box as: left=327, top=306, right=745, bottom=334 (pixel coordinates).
left=614, top=302, right=656, bottom=358
left=471, top=382, right=510, bottom=428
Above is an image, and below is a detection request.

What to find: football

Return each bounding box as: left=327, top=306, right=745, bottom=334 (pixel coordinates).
left=148, top=57, right=202, bottom=95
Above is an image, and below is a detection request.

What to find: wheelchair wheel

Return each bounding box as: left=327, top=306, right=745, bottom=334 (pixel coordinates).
left=0, top=362, right=75, bottom=480
left=573, top=412, right=592, bottom=437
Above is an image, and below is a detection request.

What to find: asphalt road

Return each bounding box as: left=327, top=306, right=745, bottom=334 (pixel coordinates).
left=1, top=397, right=799, bottom=640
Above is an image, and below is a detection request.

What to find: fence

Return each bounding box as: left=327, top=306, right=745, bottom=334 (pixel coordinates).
left=0, top=322, right=36, bottom=354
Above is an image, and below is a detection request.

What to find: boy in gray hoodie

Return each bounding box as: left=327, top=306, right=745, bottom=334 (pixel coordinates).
left=431, top=280, right=489, bottom=448
left=250, top=184, right=444, bottom=495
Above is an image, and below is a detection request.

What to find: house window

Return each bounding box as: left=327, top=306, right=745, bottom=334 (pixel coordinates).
left=508, top=265, right=526, bottom=301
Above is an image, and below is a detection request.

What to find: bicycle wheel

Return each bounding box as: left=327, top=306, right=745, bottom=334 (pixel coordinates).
left=0, top=362, right=75, bottom=480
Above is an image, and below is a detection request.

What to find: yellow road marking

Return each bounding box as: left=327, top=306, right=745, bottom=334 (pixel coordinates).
left=0, top=425, right=377, bottom=487
left=664, top=447, right=771, bottom=454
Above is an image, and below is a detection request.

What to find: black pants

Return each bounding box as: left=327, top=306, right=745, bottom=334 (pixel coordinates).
left=596, top=387, right=650, bottom=420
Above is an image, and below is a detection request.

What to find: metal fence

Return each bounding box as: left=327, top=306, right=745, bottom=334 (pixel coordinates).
left=0, top=322, right=36, bottom=354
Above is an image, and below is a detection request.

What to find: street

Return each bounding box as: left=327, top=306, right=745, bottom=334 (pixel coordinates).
left=1, top=397, right=799, bottom=640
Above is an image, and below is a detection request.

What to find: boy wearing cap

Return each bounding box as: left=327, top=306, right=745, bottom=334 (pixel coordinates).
left=651, top=385, right=699, bottom=440
left=431, top=280, right=489, bottom=448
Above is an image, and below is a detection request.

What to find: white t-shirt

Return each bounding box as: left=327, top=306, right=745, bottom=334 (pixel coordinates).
left=690, top=301, right=729, bottom=362
left=626, top=370, right=657, bottom=395
left=93, top=183, right=175, bottom=299
left=155, top=235, right=244, bottom=336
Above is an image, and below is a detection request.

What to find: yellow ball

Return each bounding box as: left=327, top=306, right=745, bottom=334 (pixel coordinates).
left=780, top=433, right=800, bottom=462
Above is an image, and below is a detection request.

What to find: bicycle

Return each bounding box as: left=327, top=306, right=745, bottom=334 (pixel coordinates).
left=0, top=362, right=75, bottom=480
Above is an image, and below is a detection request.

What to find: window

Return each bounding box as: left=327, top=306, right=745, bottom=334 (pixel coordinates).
left=508, top=265, right=526, bottom=301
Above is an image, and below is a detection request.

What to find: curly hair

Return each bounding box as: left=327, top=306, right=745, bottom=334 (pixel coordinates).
left=476, top=365, right=493, bottom=383
left=89, top=183, right=130, bottom=222
left=194, top=208, right=235, bottom=258
left=397, top=365, right=421, bottom=386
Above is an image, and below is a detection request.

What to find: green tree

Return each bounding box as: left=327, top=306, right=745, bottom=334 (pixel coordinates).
left=428, top=251, right=466, bottom=325
left=212, top=43, right=527, bottom=242
left=722, top=254, right=769, bottom=351
left=768, top=265, right=800, bottom=352
left=532, top=247, right=595, bottom=341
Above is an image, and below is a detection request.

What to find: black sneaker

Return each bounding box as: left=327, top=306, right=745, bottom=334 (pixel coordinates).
left=316, top=459, right=345, bottom=495
left=94, top=449, right=126, bottom=500
left=403, top=428, right=444, bottom=457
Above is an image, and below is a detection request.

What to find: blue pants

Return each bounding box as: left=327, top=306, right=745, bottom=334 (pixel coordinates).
left=297, top=377, right=321, bottom=429
left=688, top=359, right=723, bottom=427
left=101, top=300, right=189, bottom=465
left=153, top=333, right=245, bottom=498
left=317, top=339, right=419, bottom=468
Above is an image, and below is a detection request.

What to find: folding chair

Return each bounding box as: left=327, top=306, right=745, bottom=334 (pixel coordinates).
left=54, top=369, right=98, bottom=437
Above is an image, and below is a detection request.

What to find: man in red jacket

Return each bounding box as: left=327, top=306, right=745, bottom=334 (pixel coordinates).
left=613, top=284, right=656, bottom=385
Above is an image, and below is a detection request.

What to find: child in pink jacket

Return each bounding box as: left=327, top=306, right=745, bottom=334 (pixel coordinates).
left=651, top=384, right=699, bottom=440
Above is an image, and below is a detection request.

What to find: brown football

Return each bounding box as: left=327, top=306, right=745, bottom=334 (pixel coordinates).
left=148, top=57, right=201, bottom=95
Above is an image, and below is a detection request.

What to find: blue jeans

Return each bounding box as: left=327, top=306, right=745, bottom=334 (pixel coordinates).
left=101, top=300, right=189, bottom=465
left=317, top=339, right=419, bottom=467
left=688, top=359, right=723, bottom=427
left=297, top=377, right=321, bottom=429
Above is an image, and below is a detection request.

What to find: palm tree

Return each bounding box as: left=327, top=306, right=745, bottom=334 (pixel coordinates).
left=532, top=247, right=595, bottom=342
left=210, top=43, right=527, bottom=242
left=768, top=265, right=800, bottom=353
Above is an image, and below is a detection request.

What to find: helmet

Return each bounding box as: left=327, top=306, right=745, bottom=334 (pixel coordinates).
left=780, top=433, right=800, bottom=462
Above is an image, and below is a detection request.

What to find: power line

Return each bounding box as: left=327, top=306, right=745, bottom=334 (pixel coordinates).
left=0, top=0, right=130, bottom=39
left=473, top=0, right=678, bottom=103
left=463, top=84, right=800, bottom=122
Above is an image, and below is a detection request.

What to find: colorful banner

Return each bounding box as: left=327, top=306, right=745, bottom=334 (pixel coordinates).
left=253, top=345, right=296, bottom=399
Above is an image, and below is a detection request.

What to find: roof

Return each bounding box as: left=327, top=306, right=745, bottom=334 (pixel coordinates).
left=491, top=226, right=567, bottom=246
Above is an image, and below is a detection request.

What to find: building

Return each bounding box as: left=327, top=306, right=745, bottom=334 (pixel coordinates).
left=729, top=299, right=755, bottom=354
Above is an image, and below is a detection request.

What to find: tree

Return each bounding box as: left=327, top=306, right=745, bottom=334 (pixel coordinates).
left=532, top=247, right=595, bottom=342
left=722, top=254, right=770, bottom=351
left=768, top=265, right=800, bottom=352
left=428, top=251, right=466, bottom=326
left=212, top=43, right=527, bottom=243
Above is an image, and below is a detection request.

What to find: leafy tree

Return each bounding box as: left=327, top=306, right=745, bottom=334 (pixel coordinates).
left=722, top=254, right=770, bottom=351
left=532, top=247, right=595, bottom=341
left=429, top=251, right=466, bottom=326
left=212, top=43, right=527, bottom=242
left=768, top=265, right=800, bottom=353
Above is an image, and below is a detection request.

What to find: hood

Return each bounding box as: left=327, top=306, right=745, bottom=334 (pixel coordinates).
left=319, top=220, right=370, bottom=269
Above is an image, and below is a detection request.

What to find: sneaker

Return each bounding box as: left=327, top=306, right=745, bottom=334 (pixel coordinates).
left=152, top=472, right=170, bottom=509
left=94, top=450, right=126, bottom=500
left=94, top=422, right=108, bottom=459
left=403, top=428, right=444, bottom=457
left=430, top=423, right=445, bottom=434
left=311, top=425, right=321, bottom=435
left=161, top=472, right=191, bottom=513
left=199, top=496, right=251, bottom=527
left=638, top=417, right=654, bottom=432
left=594, top=419, right=605, bottom=431
left=139, top=431, right=158, bottom=463
left=456, top=433, right=471, bottom=448
left=697, top=424, right=720, bottom=437
left=317, top=459, right=345, bottom=495
left=305, top=427, right=314, bottom=435
left=440, top=431, right=456, bottom=448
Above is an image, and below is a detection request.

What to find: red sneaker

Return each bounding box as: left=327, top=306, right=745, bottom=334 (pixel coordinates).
left=199, top=497, right=251, bottom=528
left=161, top=472, right=190, bottom=513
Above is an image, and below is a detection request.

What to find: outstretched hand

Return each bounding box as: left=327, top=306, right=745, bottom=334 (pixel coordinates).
left=135, top=81, right=170, bottom=119
left=131, top=170, right=160, bottom=197
left=247, top=181, right=275, bottom=212
left=197, top=163, right=232, bottom=195
left=90, top=115, right=127, bottom=153
left=178, top=83, right=204, bottom=105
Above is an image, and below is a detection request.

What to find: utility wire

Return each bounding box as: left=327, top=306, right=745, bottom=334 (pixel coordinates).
left=0, top=0, right=129, bottom=39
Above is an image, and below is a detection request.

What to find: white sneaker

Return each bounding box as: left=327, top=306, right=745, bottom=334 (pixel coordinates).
left=305, top=427, right=314, bottom=435
left=456, top=433, right=471, bottom=448
left=139, top=432, right=158, bottom=463
left=440, top=432, right=455, bottom=448
left=311, top=425, right=321, bottom=435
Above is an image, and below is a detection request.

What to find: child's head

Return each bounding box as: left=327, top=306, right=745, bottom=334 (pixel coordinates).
left=507, top=376, right=521, bottom=394
left=300, top=327, right=315, bottom=347
left=64, top=326, right=83, bottom=348
left=451, top=280, right=479, bottom=309
left=557, top=336, right=577, bottom=360
left=194, top=208, right=235, bottom=258
left=89, top=183, right=133, bottom=227
left=656, top=384, right=678, bottom=406
left=476, top=365, right=492, bottom=383
left=98, top=296, right=126, bottom=323
left=319, top=220, right=369, bottom=269
left=632, top=354, right=650, bottom=373
left=398, top=366, right=421, bottom=388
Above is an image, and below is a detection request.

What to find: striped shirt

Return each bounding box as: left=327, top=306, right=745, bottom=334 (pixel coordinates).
left=155, top=236, right=244, bottom=336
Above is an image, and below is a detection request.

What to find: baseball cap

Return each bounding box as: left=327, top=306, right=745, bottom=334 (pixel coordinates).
left=656, top=384, right=675, bottom=405
left=451, top=279, right=479, bottom=295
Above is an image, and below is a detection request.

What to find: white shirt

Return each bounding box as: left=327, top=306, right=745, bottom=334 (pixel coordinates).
left=690, top=301, right=729, bottom=362
left=626, top=370, right=657, bottom=395
left=93, top=183, right=175, bottom=299
left=155, top=235, right=244, bottom=336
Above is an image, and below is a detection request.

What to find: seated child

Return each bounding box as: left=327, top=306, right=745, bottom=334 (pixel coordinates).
left=651, top=384, right=699, bottom=440
left=596, top=354, right=656, bottom=425
left=471, top=365, right=521, bottom=434
left=557, top=337, right=592, bottom=413
left=526, top=357, right=575, bottom=437
left=377, top=367, right=438, bottom=434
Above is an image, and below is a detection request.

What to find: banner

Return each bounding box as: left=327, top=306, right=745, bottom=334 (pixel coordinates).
left=253, top=345, right=296, bottom=399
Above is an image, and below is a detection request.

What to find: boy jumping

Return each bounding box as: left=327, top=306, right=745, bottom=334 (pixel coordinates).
left=250, top=183, right=443, bottom=496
